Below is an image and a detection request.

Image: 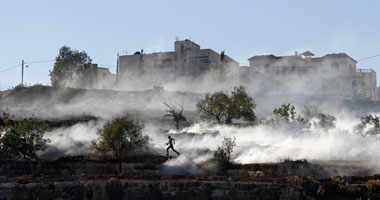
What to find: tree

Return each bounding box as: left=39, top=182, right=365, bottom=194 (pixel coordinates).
left=273, top=103, right=296, bottom=122
left=302, top=106, right=336, bottom=132
left=314, top=113, right=336, bottom=132
left=230, top=86, right=257, bottom=123
left=91, top=117, right=149, bottom=173
left=355, top=115, right=380, bottom=137
left=196, top=86, right=256, bottom=124
left=0, top=112, right=50, bottom=175
left=49, top=46, right=92, bottom=88
left=214, top=136, right=236, bottom=171
left=268, top=104, right=310, bottom=132
left=197, top=91, right=230, bottom=124
left=163, top=102, right=186, bottom=130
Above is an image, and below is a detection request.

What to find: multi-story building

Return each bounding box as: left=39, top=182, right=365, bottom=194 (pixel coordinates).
left=83, top=64, right=116, bottom=89
left=243, top=51, right=377, bottom=100
left=117, top=39, right=240, bottom=91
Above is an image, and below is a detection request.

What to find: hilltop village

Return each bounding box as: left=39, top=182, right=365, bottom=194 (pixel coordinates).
left=79, top=39, right=377, bottom=101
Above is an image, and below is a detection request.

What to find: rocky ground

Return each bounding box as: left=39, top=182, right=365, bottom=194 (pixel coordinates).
left=1, top=156, right=380, bottom=200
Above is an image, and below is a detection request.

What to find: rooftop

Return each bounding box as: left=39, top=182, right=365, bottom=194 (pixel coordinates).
left=248, top=52, right=357, bottom=63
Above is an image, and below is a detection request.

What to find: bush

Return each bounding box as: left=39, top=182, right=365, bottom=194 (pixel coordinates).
left=214, top=136, right=236, bottom=170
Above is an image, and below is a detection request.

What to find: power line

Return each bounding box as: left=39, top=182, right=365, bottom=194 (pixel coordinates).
left=25, top=59, right=55, bottom=64
left=357, top=54, right=380, bottom=61
left=0, top=63, right=21, bottom=74
left=0, top=59, right=55, bottom=75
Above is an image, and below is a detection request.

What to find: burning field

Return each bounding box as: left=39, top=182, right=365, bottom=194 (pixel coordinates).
left=1, top=85, right=380, bottom=199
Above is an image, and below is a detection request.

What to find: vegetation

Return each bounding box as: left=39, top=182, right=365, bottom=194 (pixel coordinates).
left=267, top=103, right=310, bottom=131
left=163, top=102, right=186, bottom=130
left=355, top=115, right=380, bottom=137
left=273, top=103, right=297, bottom=121
left=303, top=106, right=336, bottom=131
left=91, top=116, right=149, bottom=173
left=49, top=46, right=92, bottom=88
left=214, top=136, right=236, bottom=170
left=197, top=86, right=256, bottom=124
left=314, top=113, right=336, bottom=132
left=0, top=112, right=50, bottom=174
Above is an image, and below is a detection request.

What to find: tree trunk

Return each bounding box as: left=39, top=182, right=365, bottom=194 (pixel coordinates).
left=118, top=158, right=122, bottom=174
left=118, top=151, right=123, bottom=174
left=176, top=120, right=179, bottom=130
left=27, top=159, right=35, bottom=175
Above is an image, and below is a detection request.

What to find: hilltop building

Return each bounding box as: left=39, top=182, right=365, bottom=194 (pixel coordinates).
left=83, top=64, right=116, bottom=89
left=116, top=39, right=240, bottom=91
left=241, top=51, right=377, bottom=100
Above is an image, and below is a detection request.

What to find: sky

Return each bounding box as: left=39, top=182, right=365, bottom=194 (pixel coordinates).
left=1, top=0, right=380, bottom=90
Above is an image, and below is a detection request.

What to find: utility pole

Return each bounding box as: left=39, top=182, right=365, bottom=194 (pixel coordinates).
left=116, top=53, right=119, bottom=83
left=21, top=59, right=24, bottom=86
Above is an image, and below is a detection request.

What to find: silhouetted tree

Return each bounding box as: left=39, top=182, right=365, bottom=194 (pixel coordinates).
left=163, top=102, right=186, bottom=130
left=50, top=46, right=92, bottom=88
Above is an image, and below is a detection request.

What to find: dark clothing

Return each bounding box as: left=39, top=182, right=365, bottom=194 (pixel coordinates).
left=166, top=137, right=179, bottom=156
left=168, top=138, right=175, bottom=145
left=167, top=145, right=179, bottom=156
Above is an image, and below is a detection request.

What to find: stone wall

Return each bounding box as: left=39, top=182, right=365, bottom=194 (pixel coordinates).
left=0, top=180, right=306, bottom=200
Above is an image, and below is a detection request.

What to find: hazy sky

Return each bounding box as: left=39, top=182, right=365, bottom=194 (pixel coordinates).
left=1, top=0, right=380, bottom=90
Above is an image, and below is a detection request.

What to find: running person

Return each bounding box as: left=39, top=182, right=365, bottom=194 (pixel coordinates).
left=166, top=136, right=180, bottom=156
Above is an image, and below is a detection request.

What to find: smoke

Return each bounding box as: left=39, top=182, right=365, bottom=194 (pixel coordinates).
left=159, top=121, right=380, bottom=175
left=37, top=113, right=380, bottom=176
left=1, top=46, right=379, bottom=176
left=40, top=120, right=104, bottom=158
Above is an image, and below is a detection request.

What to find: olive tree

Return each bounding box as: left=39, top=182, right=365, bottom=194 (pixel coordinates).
left=0, top=112, right=50, bottom=174
left=197, top=86, right=256, bottom=124
left=91, top=117, right=149, bottom=173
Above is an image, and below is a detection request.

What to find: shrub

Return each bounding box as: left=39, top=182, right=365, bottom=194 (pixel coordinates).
left=214, top=136, right=236, bottom=170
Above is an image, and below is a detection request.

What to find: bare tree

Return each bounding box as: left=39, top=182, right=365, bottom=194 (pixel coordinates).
left=163, top=102, right=186, bottom=130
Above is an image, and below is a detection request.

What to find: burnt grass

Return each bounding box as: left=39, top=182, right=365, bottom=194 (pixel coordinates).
left=1, top=156, right=380, bottom=199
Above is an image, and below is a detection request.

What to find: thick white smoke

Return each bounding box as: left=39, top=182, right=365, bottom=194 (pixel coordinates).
left=41, top=116, right=380, bottom=175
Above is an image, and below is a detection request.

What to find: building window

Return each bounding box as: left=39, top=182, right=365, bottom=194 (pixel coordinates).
left=332, top=62, right=339, bottom=70
left=102, top=72, right=107, bottom=79
left=209, top=57, right=214, bottom=64
left=265, top=64, right=270, bottom=73
left=352, top=80, right=357, bottom=88
left=349, top=64, right=353, bottom=72
left=181, top=44, right=185, bottom=56
left=291, top=66, right=296, bottom=72
left=188, top=56, right=211, bottom=66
